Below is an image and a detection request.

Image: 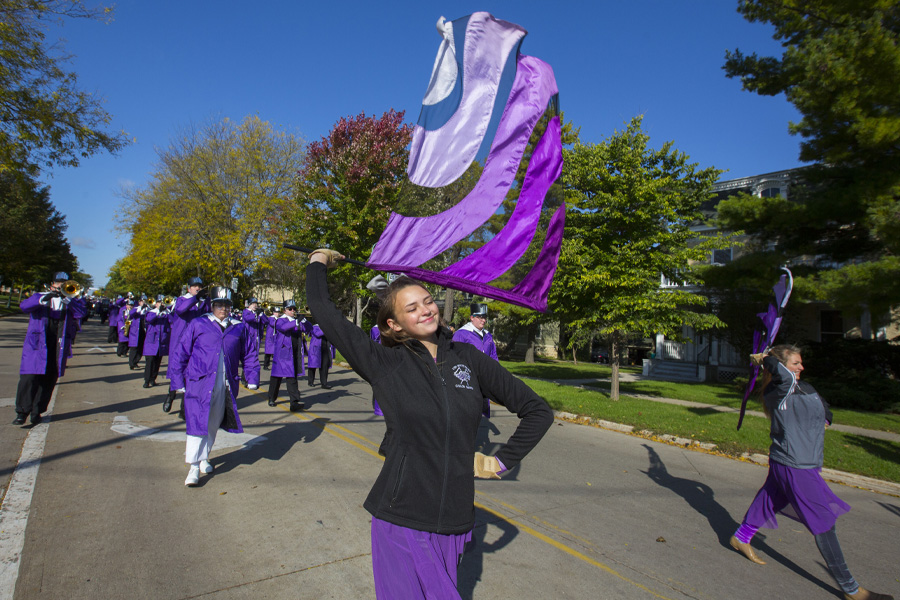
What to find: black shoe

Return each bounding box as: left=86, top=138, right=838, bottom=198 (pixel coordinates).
left=268, top=398, right=276, bottom=407
left=162, top=398, right=173, bottom=413
left=321, top=384, right=332, bottom=390
left=12, top=415, right=26, bottom=425
left=177, top=410, right=185, bottom=420
left=30, top=414, right=42, bottom=426
left=142, top=382, right=152, bottom=388
left=263, top=366, right=270, bottom=371
left=290, top=401, right=305, bottom=412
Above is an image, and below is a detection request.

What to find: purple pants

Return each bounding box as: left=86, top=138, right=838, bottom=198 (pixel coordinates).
left=371, top=517, right=472, bottom=599
left=743, top=461, right=851, bottom=535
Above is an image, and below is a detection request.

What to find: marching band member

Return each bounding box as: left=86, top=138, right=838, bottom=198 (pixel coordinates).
left=116, top=297, right=133, bottom=358
left=13, top=272, right=86, bottom=425
left=170, top=286, right=259, bottom=486
left=452, top=303, right=499, bottom=417
left=268, top=300, right=311, bottom=411
left=142, top=295, right=172, bottom=388
left=107, top=295, right=125, bottom=343
left=262, top=305, right=281, bottom=370
left=306, top=323, right=335, bottom=389
left=241, top=297, right=265, bottom=383
left=126, top=295, right=149, bottom=370
left=164, top=277, right=209, bottom=415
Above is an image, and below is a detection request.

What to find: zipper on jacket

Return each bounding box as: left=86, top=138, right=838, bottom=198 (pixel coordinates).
left=390, top=454, right=407, bottom=507
left=434, top=347, right=450, bottom=532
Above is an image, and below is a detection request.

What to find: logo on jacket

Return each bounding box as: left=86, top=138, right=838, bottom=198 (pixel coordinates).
left=452, top=364, right=474, bottom=390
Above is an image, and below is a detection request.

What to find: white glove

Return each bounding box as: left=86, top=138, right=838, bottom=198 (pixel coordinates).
left=176, top=388, right=186, bottom=393
left=247, top=384, right=258, bottom=390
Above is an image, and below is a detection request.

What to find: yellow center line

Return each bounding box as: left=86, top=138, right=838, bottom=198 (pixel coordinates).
left=253, top=391, right=675, bottom=599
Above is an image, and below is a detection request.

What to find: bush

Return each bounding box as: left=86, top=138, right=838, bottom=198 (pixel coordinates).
left=801, top=339, right=900, bottom=413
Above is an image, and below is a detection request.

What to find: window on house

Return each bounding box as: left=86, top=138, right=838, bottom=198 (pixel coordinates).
left=820, top=310, right=844, bottom=343
left=761, top=187, right=781, bottom=198
left=712, top=248, right=732, bottom=265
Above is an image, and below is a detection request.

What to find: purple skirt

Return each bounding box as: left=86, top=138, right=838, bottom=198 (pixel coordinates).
left=371, top=517, right=472, bottom=599
left=743, top=461, right=851, bottom=535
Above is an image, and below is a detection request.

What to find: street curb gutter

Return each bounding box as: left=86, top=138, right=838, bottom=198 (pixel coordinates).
left=552, top=410, right=900, bottom=498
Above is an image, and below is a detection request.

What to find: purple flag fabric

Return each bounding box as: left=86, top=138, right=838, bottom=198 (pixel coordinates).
left=366, top=12, right=564, bottom=313
left=367, top=54, right=558, bottom=268
left=440, top=117, right=563, bottom=282
left=737, top=268, right=794, bottom=430
left=408, top=13, right=526, bottom=188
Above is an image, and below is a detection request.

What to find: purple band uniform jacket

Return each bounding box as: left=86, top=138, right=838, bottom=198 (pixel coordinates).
left=117, top=306, right=131, bottom=343
left=170, top=315, right=260, bottom=437
left=263, top=314, right=278, bottom=354
left=272, top=315, right=311, bottom=378
left=109, top=297, right=126, bottom=329
left=170, top=294, right=210, bottom=364
left=452, top=325, right=499, bottom=361
left=19, top=293, right=86, bottom=377
left=127, top=306, right=147, bottom=348
left=143, top=309, right=172, bottom=356
left=241, top=308, right=264, bottom=353
left=307, top=324, right=335, bottom=369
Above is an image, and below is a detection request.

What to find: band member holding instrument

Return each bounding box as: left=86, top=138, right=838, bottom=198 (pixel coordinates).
left=269, top=300, right=311, bottom=411
left=127, top=295, right=149, bottom=370
left=170, top=286, right=259, bottom=486
left=262, top=304, right=281, bottom=370
left=164, top=277, right=209, bottom=416
left=13, top=272, right=86, bottom=426
left=143, top=295, right=173, bottom=388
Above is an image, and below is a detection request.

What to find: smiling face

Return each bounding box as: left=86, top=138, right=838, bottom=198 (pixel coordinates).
left=784, top=352, right=804, bottom=379
left=386, top=284, right=438, bottom=341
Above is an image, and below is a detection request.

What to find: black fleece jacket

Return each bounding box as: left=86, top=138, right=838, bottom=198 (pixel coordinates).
left=306, top=262, right=553, bottom=534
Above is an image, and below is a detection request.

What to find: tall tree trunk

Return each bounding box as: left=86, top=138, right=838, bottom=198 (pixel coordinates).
left=443, top=287, right=455, bottom=325
left=524, top=322, right=538, bottom=363
left=572, top=344, right=578, bottom=365
left=610, top=329, right=621, bottom=401
left=355, top=293, right=363, bottom=328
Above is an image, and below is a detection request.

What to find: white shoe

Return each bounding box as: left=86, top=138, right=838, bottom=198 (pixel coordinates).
left=199, top=460, right=214, bottom=474
left=184, top=465, right=200, bottom=486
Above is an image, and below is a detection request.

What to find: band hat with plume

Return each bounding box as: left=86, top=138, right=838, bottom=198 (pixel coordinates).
left=470, top=303, right=488, bottom=317
left=52, top=272, right=69, bottom=282
left=209, top=286, right=233, bottom=305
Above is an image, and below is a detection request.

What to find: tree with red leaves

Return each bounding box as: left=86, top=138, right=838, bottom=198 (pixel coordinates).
left=288, top=109, right=412, bottom=322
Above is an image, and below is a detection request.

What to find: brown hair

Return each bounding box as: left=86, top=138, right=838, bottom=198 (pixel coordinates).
left=375, top=276, right=431, bottom=348
left=758, top=344, right=802, bottom=418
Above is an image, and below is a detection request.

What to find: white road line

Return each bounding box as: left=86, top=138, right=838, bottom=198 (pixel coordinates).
left=110, top=416, right=267, bottom=449
left=0, top=387, right=57, bottom=600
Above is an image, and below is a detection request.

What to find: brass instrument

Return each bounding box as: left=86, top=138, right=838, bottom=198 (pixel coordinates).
left=122, top=317, right=133, bottom=337
left=163, top=295, right=175, bottom=308
left=62, top=280, right=83, bottom=299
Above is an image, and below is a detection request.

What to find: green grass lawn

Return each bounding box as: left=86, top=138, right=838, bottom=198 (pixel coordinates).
left=0, top=295, right=21, bottom=317
left=501, top=360, right=900, bottom=435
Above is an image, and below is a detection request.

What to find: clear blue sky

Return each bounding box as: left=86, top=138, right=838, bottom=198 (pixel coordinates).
left=43, top=1, right=804, bottom=287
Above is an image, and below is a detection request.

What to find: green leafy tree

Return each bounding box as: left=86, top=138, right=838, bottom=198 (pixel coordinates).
left=0, top=171, right=77, bottom=288
left=555, top=116, right=732, bottom=400
left=721, top=0, right=900, bottom=323
left=288, top=110, right=412, bottom=325
left=117, top=115, right=304, bottom=296
left=0, top=0, right=128, bottom=175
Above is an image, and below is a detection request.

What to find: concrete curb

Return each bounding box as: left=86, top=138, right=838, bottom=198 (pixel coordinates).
left=552, top=409, right=900, bottom=498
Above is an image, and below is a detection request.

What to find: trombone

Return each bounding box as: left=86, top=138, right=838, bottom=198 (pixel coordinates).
left=61, top=280, right=83, bottom=299
left=162, top=295, right=176, bottom=308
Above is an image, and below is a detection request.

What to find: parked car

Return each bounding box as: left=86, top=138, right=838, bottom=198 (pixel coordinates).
left=591, top=348, right=609, bottom=364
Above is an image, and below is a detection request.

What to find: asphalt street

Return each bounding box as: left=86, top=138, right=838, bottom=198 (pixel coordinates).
left=1, top=315, right=898, bottom=599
